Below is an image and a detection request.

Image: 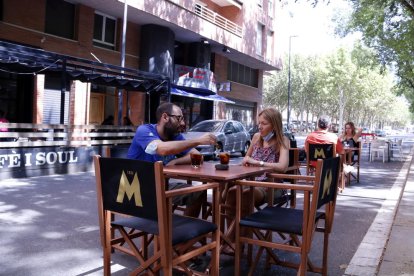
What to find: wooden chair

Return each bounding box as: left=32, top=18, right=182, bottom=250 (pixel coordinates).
left=306, top=143, right=336, bottom=175
left=346, top=141, right=361, bottom=184
left=234, top=157, right=341, bottom=276
left=94, top=156, right=220, bottom=275
left=267, top=148, right=301, bottom=208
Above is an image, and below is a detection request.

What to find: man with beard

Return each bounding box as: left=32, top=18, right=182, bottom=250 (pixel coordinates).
left=127, top=102, right=216, bottom=217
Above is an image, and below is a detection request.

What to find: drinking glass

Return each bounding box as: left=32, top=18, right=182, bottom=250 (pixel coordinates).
left=190, top=153, right=203, bottom=168
left=219, top=152, right=230, bottom=165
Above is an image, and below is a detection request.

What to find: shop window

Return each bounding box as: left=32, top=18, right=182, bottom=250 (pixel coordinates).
left=93, top=12, right=116, bottom=50
left=45, top=0, right=75, bottom=39
left=227, top=60, right=258, bottom=88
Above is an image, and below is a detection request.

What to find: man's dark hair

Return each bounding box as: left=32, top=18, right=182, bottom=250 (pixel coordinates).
left=156, top=102, right=176, bottom=122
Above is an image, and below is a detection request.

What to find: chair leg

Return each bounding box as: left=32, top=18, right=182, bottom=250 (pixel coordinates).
left=322, top=232, right=329, bottom=276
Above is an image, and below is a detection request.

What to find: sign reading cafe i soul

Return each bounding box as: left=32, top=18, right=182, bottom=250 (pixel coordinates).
left=0, top=146, right=99, bottom=178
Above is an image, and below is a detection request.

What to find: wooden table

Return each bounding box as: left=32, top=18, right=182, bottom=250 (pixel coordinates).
left=164, top=162, right=274, bottom=253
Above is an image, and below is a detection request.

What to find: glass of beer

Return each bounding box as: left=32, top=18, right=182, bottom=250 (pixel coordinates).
left=219, top=152, right=230, bottom=165
left=190, top=153, right=203, bottom=168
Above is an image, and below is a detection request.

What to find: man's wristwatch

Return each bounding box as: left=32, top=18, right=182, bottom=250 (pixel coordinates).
left=259, top=161, right=264, bottom=167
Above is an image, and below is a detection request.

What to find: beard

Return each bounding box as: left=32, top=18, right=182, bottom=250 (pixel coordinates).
left=164, top=120, right=180, bottom=140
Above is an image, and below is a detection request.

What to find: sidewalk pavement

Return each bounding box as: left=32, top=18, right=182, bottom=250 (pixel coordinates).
left=345, top=154, right=414, bottom=276
left=377, top=157, right=414, bottom=276
left=0, top=151, right=413, bottom=275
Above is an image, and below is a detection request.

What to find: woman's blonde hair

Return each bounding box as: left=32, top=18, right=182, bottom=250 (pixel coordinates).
left=258, top=108, right=287, bottom=150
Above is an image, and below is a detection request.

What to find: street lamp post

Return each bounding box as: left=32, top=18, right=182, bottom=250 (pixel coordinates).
left=287, top=35, right=297, bottom=129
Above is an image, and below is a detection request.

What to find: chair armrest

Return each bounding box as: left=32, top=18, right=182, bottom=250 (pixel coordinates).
left=165, top=182, right=219, bottom=198
left=267, top=173, right=315, bottom=182
left=285, top=165, right=301, bottom=172
left=236, top=179, right=314, bottom=191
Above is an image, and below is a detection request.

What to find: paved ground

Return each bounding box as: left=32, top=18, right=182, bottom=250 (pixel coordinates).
left=0, top=146, right=413, bottom=275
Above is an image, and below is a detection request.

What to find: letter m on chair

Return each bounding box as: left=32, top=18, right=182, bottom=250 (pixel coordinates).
left=306, top=143, right=336, bottom=175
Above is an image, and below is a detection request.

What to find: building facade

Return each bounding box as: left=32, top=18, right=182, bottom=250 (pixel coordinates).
left=0, top=0, right=281, bottom=129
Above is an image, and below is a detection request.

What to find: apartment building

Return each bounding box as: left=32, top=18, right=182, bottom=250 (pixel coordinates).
left=0, top=0, right=281, bottom=129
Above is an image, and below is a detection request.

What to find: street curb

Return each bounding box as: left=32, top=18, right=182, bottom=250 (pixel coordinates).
left=343, top=154, right=413, bottom=276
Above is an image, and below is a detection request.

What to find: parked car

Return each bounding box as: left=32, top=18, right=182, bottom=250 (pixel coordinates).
left=248, top=125, right=297, bottom=148
left=375, top=129, right=386, bottom=137
left=182, top=119, right=251, bottom=158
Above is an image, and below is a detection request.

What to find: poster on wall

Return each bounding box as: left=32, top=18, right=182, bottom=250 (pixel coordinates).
left=174, top=65, right=217, bottom=94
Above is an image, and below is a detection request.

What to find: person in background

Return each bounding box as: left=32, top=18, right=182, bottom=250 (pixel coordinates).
left=305, top=115, right=344, bottom=167
left=0, top=109, right=9, bottom=132
left=127, top=102, right=216, bottom=217
left=123, top=116, right=133, bottom=126
left=101, top=115, right=114, bottom=125
left=340, top=121, right=362, bottom=164
left=224, top=108, right=290, bottom=248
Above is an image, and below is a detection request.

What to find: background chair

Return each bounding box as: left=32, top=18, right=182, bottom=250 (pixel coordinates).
left=94, top=156, right=220, bottom=275
left=370, top=140, right=387, bottom=162
left=234, top=157, right=341, bottom=276
left=268, top=147, right=301, bottom=208
left=346, top=141, right=361, bottom=185
left=390, top=139, right=404, bottom=161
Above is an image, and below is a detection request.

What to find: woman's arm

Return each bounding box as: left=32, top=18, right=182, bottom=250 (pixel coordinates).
left=241, top=133, right=258, bottom=166
left=354, top=127, right=363, bottom=141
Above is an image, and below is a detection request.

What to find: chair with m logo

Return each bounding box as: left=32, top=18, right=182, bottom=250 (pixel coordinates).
left=93, top=156, right=220, bottom=275
left=306, top=143, right=336, bottom=176
left=234, top=157, right=341, bottom=275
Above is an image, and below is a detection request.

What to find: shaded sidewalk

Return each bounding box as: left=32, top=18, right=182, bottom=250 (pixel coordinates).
left=0, top=151, right=412, bottom=275
left=345, top=154, right=414, bottom=276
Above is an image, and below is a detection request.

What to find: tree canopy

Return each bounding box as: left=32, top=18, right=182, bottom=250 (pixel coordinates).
left=291, top=0, right=414, bottom=110
left=263, top=44, right=411, bottom=131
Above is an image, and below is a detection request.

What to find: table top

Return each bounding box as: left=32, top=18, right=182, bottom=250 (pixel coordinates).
left=344, top=147, right=359, bottom=152
left=163, top=162, right=275, bottom=182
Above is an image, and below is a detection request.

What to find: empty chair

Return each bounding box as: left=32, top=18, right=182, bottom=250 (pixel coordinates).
left=234, top=157, right=341, bottom=275
left=94, top=156, right=220, bottom=275
left=370, top=140, right=387, bottom=162
left=390, top=139, right=404, bottom=161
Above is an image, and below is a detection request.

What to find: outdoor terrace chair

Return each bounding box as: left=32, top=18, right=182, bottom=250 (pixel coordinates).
left=390, top=139, right=404, bottom=162
left=370, top=140, right=387, bottom=163
left=234, top=157, right=341, bottom=276
left=266, top=147, right=301, bottom=208
left=93, top=156, right=220, bottom=275
left=346, top=141, right=361, bottom=184
left=306, top=143, right=336, bottom=176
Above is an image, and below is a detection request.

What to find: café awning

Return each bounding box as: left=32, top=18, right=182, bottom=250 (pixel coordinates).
left=0, top=40, right=169, bottom=92
left=170, top=87, right=235, bottom=104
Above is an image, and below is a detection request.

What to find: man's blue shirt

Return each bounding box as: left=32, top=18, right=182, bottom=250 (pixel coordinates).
left=127, top=124, right=190, bottom=165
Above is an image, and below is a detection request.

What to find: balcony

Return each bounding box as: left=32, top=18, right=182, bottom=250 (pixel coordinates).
left=194, top=4, right=243, bottom=37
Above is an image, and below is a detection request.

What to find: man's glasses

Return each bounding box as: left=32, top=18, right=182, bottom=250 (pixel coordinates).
left=167, top=114, right=184, bottom=122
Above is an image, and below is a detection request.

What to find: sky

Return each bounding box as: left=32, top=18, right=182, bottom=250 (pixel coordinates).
left=276, top=0, right=360, bottom=57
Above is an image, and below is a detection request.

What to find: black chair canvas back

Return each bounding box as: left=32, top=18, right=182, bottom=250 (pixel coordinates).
left=308, top=143, right=334, bottom=162
left=99, top=157, right=158, bottom=220
left=317, top=157, right=340, bottom=209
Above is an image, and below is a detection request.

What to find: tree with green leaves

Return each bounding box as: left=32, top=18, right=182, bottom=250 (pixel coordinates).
left=331, top=0, right=414, bottom=110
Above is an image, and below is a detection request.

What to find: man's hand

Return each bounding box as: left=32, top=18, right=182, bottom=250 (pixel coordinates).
left=196, top=133, right=217, bottom=145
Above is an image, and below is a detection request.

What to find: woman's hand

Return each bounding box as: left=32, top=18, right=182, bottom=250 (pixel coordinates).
left=242, top=156, right=259, bottom=166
